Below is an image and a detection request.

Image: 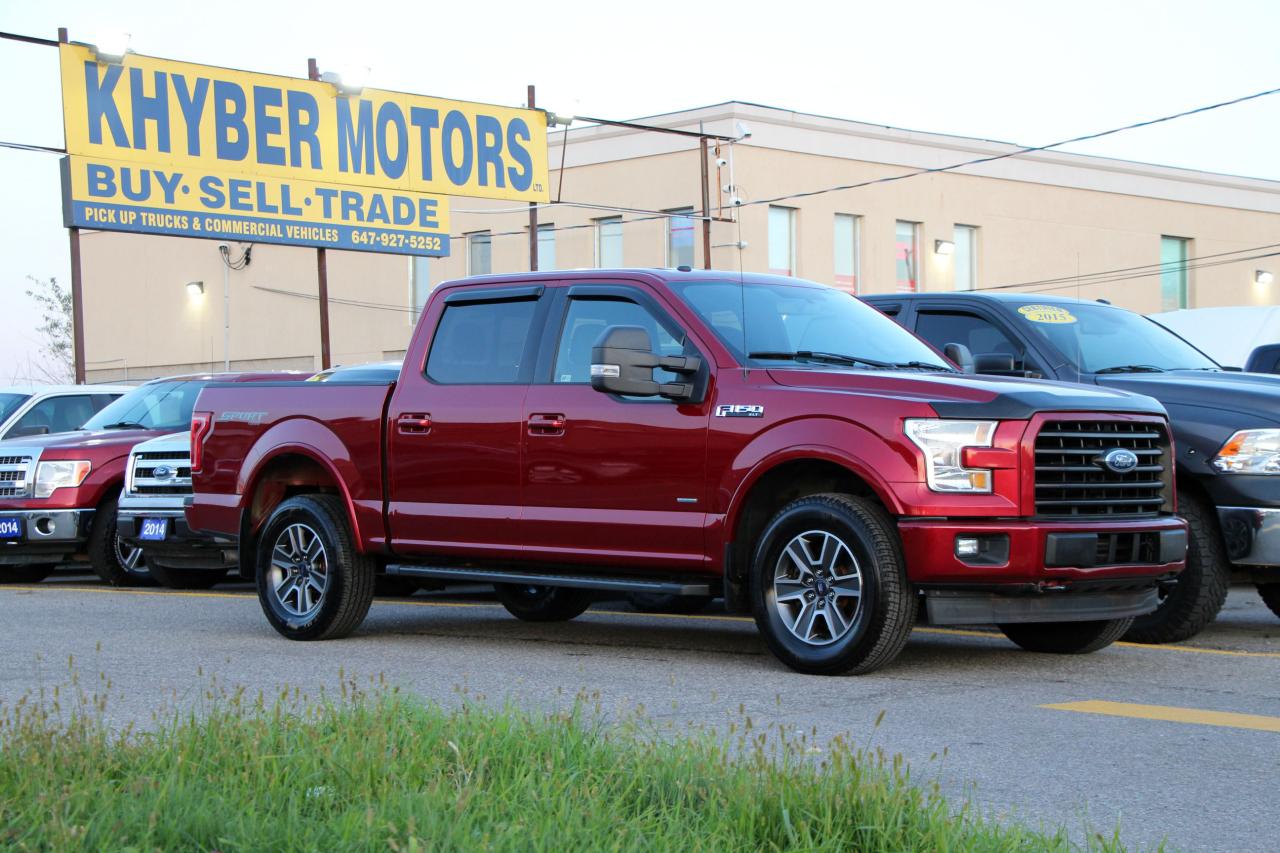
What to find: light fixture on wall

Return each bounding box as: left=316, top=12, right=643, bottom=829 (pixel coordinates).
left=186, top=280, right=204, bottom=299
left=319, top=66, right=369, bottom=97
left=86, top=32, right=132, bottom=65
left=934, top=240, right=955, bottom=256
left=1256, top=270, right=1274, bottom=286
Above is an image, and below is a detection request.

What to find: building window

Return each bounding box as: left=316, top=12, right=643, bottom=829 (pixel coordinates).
left=410, top=256, right=431, bottom=316
left=953, top=225, right=977, bottom=291
left=833, top=214, right=860, bottom=292
left=596, top=216, right=623, bottom=267
left=467, top=231, right=492, bottom=276
left=537, top=223, right=556, bottom=271
left=895, top=220, right=920, bottom=292
left=667, top=208, right=696, bottom=268
left=1161, top=235, right=1190, bottom=310
left=768, top=206, right=796, bottom=276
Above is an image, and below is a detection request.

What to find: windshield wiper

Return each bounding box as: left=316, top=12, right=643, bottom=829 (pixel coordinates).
left=100, top=421, right=148, bottom=430
left=892, top=360, right=954, bottom=371
left=749, top=350, right=894, bottom=369
left=1095, top=365, right=1168, bottom=374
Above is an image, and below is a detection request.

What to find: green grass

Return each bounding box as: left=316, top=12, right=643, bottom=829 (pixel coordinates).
left=0, top=677, right=1120, bottom=852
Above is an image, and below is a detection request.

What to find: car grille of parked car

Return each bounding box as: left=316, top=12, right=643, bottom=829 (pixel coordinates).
left=0, top=455, right=33, bottom=498
left=129, top=450, right=193, bottom=496
left=1034, top=420, right=1170, bottom=517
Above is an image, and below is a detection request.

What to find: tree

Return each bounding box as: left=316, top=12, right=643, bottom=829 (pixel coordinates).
left=20, top=275, right=75, bottom=384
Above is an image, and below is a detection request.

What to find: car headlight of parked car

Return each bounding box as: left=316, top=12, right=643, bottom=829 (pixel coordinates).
left=1212, top=429, right=1280, bottom=475
left=904, top=419, right=998, bottom=493
left=33, top=460, right=92, bottom=498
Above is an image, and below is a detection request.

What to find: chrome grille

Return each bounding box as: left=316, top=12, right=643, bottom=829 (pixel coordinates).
left=0, top=455, right=33, bottom=498
left=129, top=450, right=192, bottom=497
left=1034, top=420, right=1170, bottom=517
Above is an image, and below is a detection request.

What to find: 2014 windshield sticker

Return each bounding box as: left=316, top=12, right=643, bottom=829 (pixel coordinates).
left=1018, top=305, right=1078, bottom=324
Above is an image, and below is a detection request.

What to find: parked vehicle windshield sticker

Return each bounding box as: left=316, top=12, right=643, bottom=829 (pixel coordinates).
left=1017, top=305, right=1078, bottom=324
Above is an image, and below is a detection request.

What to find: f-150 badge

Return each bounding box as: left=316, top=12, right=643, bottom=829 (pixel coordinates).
left=716, top=404, right=764, bottom=418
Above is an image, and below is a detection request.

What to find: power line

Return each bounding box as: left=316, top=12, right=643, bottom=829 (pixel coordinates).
left=976, top=246, right=1280, bottom=295
left=0, top=139, right=65, bottom=154
left=252, top=284, right=417, bottom=314
left=979, top=242, right=1280, bottom=290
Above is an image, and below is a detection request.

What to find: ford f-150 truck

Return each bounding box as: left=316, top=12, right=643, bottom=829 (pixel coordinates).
left=865, top=292, right=1280, bottom=640
left=188, top=269, right=1187, bottom=675
left=0, top=372, right=302, bottom=586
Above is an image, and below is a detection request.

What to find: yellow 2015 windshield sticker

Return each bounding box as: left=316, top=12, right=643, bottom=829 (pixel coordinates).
left=1018, top=304, right=1077, bottom=324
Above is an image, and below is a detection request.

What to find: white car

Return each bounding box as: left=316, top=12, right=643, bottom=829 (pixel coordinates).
left=0, top=385, right=132, bottom=441
left=1150, top=306, right=1280, bottom=370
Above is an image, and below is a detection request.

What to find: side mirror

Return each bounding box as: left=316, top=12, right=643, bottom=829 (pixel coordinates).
left=1245, top=343, right=1280, bottom=375
left=590, top=325, right=701, bottom=402
left=7, top=425, right=50, bottom=438
left=943, top=342, right=975, bottom=374
left=973, top=353, right=1017, bottom=375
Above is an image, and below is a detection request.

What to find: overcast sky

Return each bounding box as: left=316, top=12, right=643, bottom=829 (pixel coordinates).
left=2, top=0, right=1277, bottom=380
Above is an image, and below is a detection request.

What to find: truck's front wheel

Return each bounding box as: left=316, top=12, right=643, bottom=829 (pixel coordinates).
left=256, top=495, right=374, bottom=641
left=88, top=496, right=153, bottom=587
left=751, top=493, right=915, bottom=675
left=999, top=618, right=1132, bottom=654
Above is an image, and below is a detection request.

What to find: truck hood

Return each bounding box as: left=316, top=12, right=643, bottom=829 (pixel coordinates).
left=0, top=428, right=170, bottom=461
left=766, top=368, right=1166, bottom=419
left=1096, top=370, right=1280, bottom=427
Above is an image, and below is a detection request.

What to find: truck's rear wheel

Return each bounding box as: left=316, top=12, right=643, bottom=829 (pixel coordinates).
left=88, top=497, right=153, bottom=587
left=1258, top=583, right=1280, bottom=619
left=751, top=493, right=915, bottom=676
left=256, top=495, right=374, bottom=641
left=147, top=562, right=229, bottom=590
left=999, top=618, right=1133, bottom=654
left=494, top=584, right=594, bottom=622
left=1123, top=492, right=1229, bottom=644
left=1, top=564, right=56, bottom=584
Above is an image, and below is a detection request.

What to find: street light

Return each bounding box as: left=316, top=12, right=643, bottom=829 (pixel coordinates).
left=319, top=66, right=369, bottom=97
left=87, top=31, right=131, bottom=65
left=186, top=280, right=204, bottom=299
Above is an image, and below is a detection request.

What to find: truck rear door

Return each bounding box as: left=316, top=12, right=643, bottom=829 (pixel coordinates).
left=385, top=284, right=548, bottom=560
left=520, top=282, right=712, bottom=569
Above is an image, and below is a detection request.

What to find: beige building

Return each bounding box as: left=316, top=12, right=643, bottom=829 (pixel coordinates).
left=80, top=102, right=1280, bottom=382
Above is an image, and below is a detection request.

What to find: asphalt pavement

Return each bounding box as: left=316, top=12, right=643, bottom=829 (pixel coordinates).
left=1, top=573, right=1277, bottom=852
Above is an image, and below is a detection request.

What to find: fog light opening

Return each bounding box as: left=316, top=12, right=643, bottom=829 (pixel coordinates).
left=956, top=536, right=981, bottom=558
left=953, top=533, right=1011, bottom=566
left=34, top=517, right=55, bottom=536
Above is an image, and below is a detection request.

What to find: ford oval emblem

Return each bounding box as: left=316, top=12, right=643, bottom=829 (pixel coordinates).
left=1101, top=448, right=1139, bottom=474
left=152, top=465, right=173, bottom=480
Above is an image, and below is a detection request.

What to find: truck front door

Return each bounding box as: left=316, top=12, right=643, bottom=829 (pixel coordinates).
left=521, top=283, right=712, bottom=571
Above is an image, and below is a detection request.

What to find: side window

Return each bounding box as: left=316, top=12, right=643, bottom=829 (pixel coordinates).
left=552, top=297, right=684, bottom=384
left=12, top=395, right=98, bottom=435
left=426, top=298, right=538, bottom=384
left=915, top=310, right=1037, bottom=373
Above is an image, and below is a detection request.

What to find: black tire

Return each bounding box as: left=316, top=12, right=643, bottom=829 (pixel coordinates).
left=375, top=575, right=421, bottom=597
left=0, top=564, right=56, bottom=584
left=750, top=493, right=915, bottom=676
left=147, top=562, right=230, bottom=590
left=494, top=584, right=594, bottom=622
left=1124, top=491, right=1229, bottom=644
left=255, top=495, right=375, bottom=641
left=88, top=497, right=153, bottom=587
left=625, top=592, right=714, bottom=614
left=1258, top=583, right=1280, bottom=620
left=999, top=618, right=1133, bottom=654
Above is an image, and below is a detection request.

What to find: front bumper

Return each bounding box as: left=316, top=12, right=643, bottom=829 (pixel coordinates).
left=0, top=508, right=95, bottom=566
left=118, top=508, right=236, bottom=570
left=1216, top=506, right=1280, bottom=567
left=898, top=515, right=1187, bottom=586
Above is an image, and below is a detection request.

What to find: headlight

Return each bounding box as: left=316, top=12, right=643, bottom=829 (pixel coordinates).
left=34, top=460, right=92, bottom=498
left=1212, top=429, right=1280, bottom=475
left=904, top=419, right=998, bottom=493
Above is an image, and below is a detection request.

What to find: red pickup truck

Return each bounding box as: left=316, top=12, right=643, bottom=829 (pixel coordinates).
left=189, top=270, right=1187, bottom=675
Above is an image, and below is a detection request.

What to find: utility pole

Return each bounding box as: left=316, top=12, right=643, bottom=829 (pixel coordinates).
left=58, top=27, right=87, bottom=383
left=308, top=57, right=332, bottom=369
left=527, top=84, right=538, bottom=271
left=699, top=137, right=712, bottom=270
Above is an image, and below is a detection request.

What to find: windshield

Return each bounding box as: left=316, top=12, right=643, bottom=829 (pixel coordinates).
left=0, top=393, right=31, bottom=423
left=81, top=381, right=208, bottom=431
left=1012, top=302, right=1218, bottom=373
left=670, top=280, right=951, bottom=369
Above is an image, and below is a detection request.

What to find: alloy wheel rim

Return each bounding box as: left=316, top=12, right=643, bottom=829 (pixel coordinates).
left=113, top=535, right=146, bottom=575
left=772, top=529, right=863, bottom=646
left=269, top=523, right=330, bottom=618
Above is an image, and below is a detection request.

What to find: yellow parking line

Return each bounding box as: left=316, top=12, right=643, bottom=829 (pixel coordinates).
left=1044, top=700, right=1280, bottom=733
left=5, top=585, right=1280, bottom=659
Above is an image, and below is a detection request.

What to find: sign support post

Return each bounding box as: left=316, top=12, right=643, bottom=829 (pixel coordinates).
left=58, top=27, right=87, bottom=383
left=527, top=84, right=538, bottom=271
left=307, top=58, right=332, bottom=370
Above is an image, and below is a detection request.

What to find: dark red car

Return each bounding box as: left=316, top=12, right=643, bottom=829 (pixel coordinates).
left=188, top=270, right=1187, bottom=674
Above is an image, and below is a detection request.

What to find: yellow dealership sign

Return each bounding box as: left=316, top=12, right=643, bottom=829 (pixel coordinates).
left=58, top=44, right=549, bottom=255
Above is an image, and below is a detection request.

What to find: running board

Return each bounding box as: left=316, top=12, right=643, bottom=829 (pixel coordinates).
left=385, top=564, right=713, bottom=596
